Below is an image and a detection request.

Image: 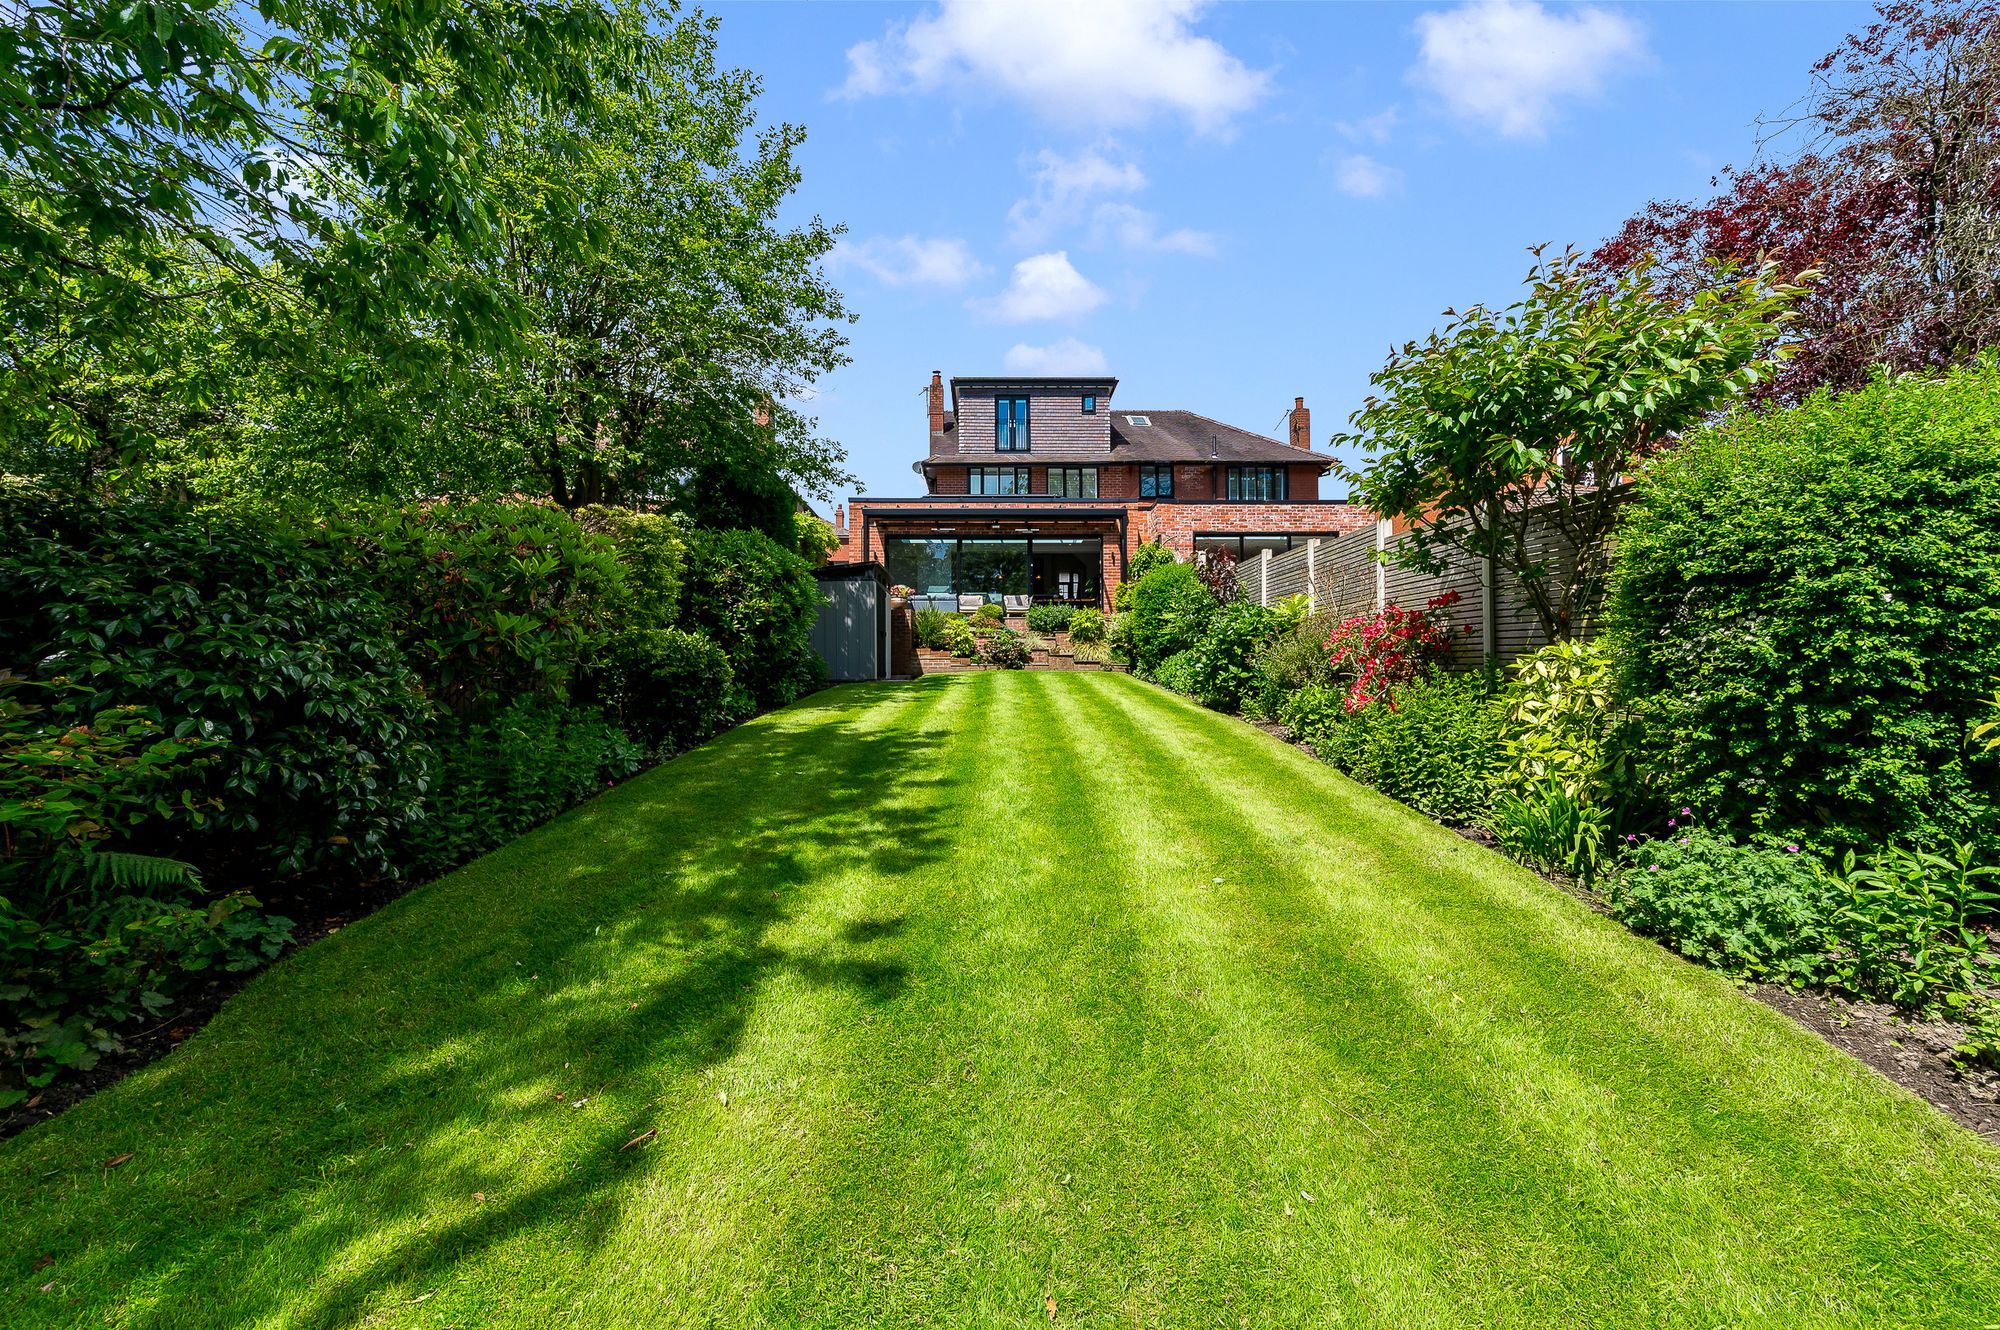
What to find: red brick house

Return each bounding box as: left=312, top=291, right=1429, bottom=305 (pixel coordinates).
left=828, top=372, right=1374, bottom=609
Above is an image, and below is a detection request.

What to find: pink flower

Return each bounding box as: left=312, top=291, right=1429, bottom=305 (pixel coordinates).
left=1785, top=844, right=1800, bottom=853
left=1680, top=806, right=1692, bottom=817
left=1667, top=818, right=1676, bottom=828
left=1649, top=864, right=1661, bottom=872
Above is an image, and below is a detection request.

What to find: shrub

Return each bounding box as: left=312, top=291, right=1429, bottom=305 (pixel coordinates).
left=1179, top=599, right=1277, bottom=712
left=0, top=492, right=434, bottom=878
left=1606, top=363, right=2000, bottom=857
left=342, top=498, right=624, bottom=715
left=1067, top=607, right=1106, bottom=645
left=1127, top=563, right=1218, bottom=673
left=940, top=617, right=978, bottom=658
left=1817, top=842, right=1998, bottom=1011
left=913, top=607, right=949, bottom=650
left=0, top=677, right=292, bottom=1101
left=678, top=528, right=825, bottom=713
left=1114, top=541, right=1176, bottom=612
left=1488, top=781, right=1611, bottom=883
left=1608, top=827, right=1833, bottom=986
left=1153, top=650, right=1201, bottom=696
left=1025, top=603, right=1076, bottom=633
left=1307, top=670, right=1502, bottom=823
left=403, top=699, right=644, bottom=877
left=577, top=507, right=686, bottom=635
left=1244, top=616, right=1340, bottom=721
left=1325, top=593, right=1463, bottom=712
left=1193, top=547, right=1240, bottom=603
left=981, top=631, right=1032, bottom=669
left=971, top=601, right=1006, bottom=625
left=588, top=627, right=736, bottom=754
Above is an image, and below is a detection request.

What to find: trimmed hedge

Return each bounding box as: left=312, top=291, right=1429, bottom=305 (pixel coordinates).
left=1606, top=364, right=2000, bottom=856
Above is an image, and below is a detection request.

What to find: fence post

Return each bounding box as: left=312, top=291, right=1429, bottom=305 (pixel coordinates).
left=1259, top=548, right=1272, bottom=605
left=1375, top=518, right=1391, bottom=613
left=1305, top=539, right=1318, bottom=613
left=1481, top=551, right=1499, bottom=667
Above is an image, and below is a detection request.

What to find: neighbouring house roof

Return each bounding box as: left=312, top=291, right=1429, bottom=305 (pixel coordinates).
left=1109, top=410, right=1335, bottom=468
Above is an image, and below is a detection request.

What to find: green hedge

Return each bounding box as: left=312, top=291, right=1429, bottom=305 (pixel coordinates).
left=1606, top=363, right=2000, bottom=856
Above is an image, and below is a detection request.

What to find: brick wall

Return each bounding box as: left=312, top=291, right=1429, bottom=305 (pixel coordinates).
left=953, top=383, right=1113, bottom=461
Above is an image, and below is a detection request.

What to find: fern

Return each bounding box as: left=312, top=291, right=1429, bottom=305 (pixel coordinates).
left=48, top=851, right=203, bottom=895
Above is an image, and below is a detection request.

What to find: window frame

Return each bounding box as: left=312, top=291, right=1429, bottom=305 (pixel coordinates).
left=1224, top=465, right=1288, bottom=502
left=1081, top=393, right=1096, bottom=415
left=995, top=395, right=1031, bottom=452
left=966, top=464, right=1032, bottom=496
left=1138, top=464, right=1174, bottom=498
left=1045, top=466, right=1098, bottom=499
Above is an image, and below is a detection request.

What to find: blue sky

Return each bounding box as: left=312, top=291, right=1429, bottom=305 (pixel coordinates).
left=707, top=0, right=1869, bottom=503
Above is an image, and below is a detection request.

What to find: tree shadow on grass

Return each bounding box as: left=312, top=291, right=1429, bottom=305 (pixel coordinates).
left=7, top=681, right=968, bottom=1328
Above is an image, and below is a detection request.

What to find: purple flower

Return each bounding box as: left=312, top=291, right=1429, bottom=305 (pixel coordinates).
left=1680, top=806, right=1692, bottom=817
left=1667, top=818, right=1676, bottom=828
left=1785, top=844, right=1800, bottom=853
left=1649, top=864, right=1661, bottom=872
left=1625, top=834, right=1637, bottom=843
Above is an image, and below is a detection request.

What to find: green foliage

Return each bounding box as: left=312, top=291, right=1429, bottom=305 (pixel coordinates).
left=1818, top=842, right=1998, bottom=1012
left=1152, top=651, right=1201, bottom=697
left=1127, top=564, right=1218, bottom=673
left=1025, top=603, right=1076, bottom=633
left=1114, top=541, right=1176, bottom=612
left=0, top=675, right=291, bottom=1102
left=1969, top=683, right=1999, bottom=755
left=0, top=492, right=433, bottom=877
left=1606, top=362, right=2000, bottom=857
left=1178, top=600, right=1277, bottom=712
left=1269, top=594, right=1313, bottom=634
left=578, top=507, right=686, bottom=634
left=403, top=699, right=644, bottom=878
left=1244, top=617, right=1339, bottom=721
left=1495, top=640, right=1640, bottom=806
left=1488, top=781, right=1611, bottom=883
left=1303, top=670, right=1502, bottom=824
left=589, top=628, right=736, bottom=755
left=1336, top=247, right=1806, bottom=640
left=971, top=601, right=1007, bottom=625
left=939, top=617, right=978, bottom=659
left=980, top=631, right=1032, bottom=670
left=913, top=607, right=949, bottom=650
left=678, top=527, right=824, bottom=713
left=1066, top=608, right=1106, bottom=645
left=1104, top=612, right=1134, bottom=661
left=1608, top=828, right=1833, bottom=986
left=344, top=499, right=625, bottom=716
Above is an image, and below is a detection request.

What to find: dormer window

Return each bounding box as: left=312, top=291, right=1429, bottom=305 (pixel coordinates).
left=1081, top=394, right=1096, bottom=415
left=996, top=396, right=1030, bottom=451
left=1124, top=414, right=1151, bottom=426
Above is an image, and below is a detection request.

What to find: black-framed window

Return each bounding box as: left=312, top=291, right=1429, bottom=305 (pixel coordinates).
left=967, top=465, right=1031, bottom=495
left=883, top=536, right=1102, bottom=605
left=1081, top=393, right=1096, bottom=414
left=1139, top=464, right=1174, bottom=498
left=1046, top=466, right=1097, bottom=498
left=995, top=396, right=1030, bottom=451
left=1225, top=465, right=1288, bottom=501
left=1193, top=533, right=1339, bottom=559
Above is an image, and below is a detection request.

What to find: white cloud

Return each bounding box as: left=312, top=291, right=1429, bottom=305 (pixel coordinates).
left=1008, top=146, right=1148, bottom=243
left=1336, top=107, right=1400, bottom=144
left=828, top=235, right=987, bottom=289
left=1334, top=154, right=1402, bottom=199
left=1003, top=338, right=1112, bottom=375
left=971, top=251, right=1109, bottom=323
left=1411, top=0, right=1645, bottom=139
left=837, top=0, right=1270, bottom=135
left=1089, top=202, right=1219, bottom=256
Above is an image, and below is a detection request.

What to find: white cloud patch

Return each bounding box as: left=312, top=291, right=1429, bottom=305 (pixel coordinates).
left=1008, top=146, right=1148, bottom=243
left=1334, top=154, right=1402, bottom=199
left=838, top=0, right=1270, bottom=135
left=1411, top=0, right=1645, bottom=139
left=1089, top=202, right=1219, bottom=256
left=971, top=251, right=1109, bottom=323
left=828, top=235, right=987, bottom=289
left=1336, top=107, right=1399, bottom=144
left=1003, top=338, right=1112, bottom=375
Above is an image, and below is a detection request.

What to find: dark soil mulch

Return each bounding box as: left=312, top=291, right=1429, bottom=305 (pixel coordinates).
left=1255, top=715, right=2000, bottom=1145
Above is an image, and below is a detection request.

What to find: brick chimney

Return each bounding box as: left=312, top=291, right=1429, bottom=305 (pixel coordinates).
left=1288, top=396, right=1311, bottom=450
left=927, top=370, right=945, bottom=440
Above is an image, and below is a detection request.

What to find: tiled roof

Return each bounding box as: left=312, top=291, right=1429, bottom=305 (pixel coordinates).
left=1109, top=410, right=1333, bottom=468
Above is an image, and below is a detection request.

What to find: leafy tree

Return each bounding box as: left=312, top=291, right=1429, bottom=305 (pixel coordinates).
left=1333, top=247, right=1806, bottom=642
left=1592, top=0, right=2000, bottom=401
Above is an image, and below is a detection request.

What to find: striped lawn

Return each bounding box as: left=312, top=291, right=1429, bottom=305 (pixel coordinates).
left=2, top=671, right=1997, bottom=1328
